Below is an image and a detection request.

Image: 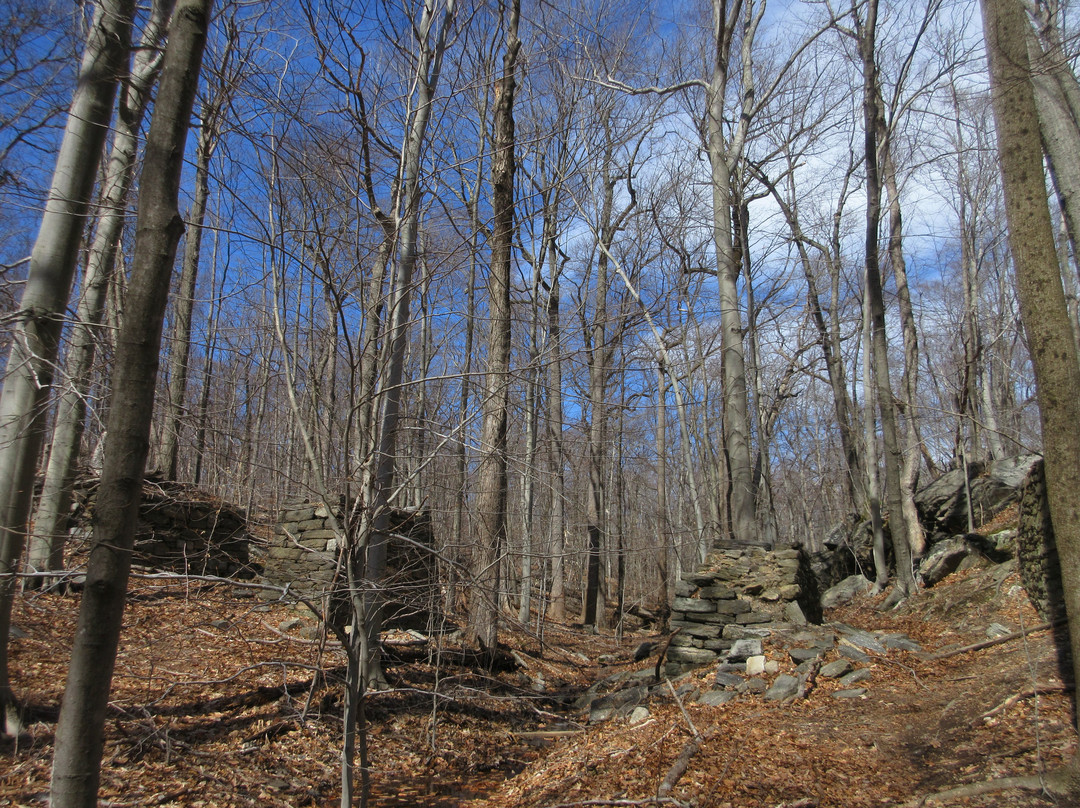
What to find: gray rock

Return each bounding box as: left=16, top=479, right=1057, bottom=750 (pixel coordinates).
left=832, top=624, right=887, bottom=654
left=715, top=598, right=752, bottom=615
left=628, top=706, right=651, bottom=725
left=699, top=584, right=736, bottom=600
left=715, top=672, right=744, bottom=688
left=838, top=668, right=872, bottom=686
left=726, top=638, right=763, bottom=661
left=764, top=674, right=801, bottom=701
left=590, top=707, right=614, bottom=723
left=819, top=659, right=853, bottom=679
left=723, top=625, right=772, bottom=640
left=674, top=580, right=696, bottom=598
left=746, top=677, right=769, bottom=694
left=784, top=601, right=808, bottom=626
left=666, top=646, right=718, bottom=665
left=699, top=690, right=738, bottom=706
left=736, top=610, right=774, bottom=624
left=837, top=644, right=871, bottom=663
left=821, top=574, right=871, bottom=609
left=673, top=597, right=716, bottom=614
left=789, top=647, right=824, bottom=663
left=833, top=688, right=868, bottom=699
left=882, top=634, right=921, bottom=652
left=919, top=536, right=981, bottom=586
left=715, top=662, right=746, bottom=673
left=986, top=622, right=1013, bottom=638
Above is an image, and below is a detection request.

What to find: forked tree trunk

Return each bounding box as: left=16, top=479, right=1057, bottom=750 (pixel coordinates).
left=982, top=0, right=1080, bottom=794
left=49, top=4, right=210, bottom=804
left=25, top=0, right=173, bottom=587
left=856, top=0, right=915, bottom=605
left=0, top=0, right=134, bottom=738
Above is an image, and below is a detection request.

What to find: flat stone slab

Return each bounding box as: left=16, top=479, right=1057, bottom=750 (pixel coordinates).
left=838, top=668, right=872, bottom=686
left=831, top=623, right=887, bottom=655
left=726, top=638, right=763, bottom=661
left=715, top=672, right=744, bottom=688
left=723, top=625, right=772, bottom=640
left=673, top=597, right=716, bottom=614
left=699, top=690, right=739, bottom=706
left=833, top=688, right=868, bottom=699
left=736, top=610, right=774, bottom=624
left=789, top=647, right=825, bottom=663
left=820, top=659, right=853, bottom=679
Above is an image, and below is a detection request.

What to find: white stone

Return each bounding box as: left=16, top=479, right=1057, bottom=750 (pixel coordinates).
left=764, top=660, right=780, bottom=674
left=745, top=655, right=766, bottom=676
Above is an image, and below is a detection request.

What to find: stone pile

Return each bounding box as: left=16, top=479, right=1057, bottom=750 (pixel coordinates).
left=667, top=545, right=814, bottom=672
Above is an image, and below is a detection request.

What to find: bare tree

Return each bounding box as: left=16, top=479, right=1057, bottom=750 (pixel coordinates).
left=470, top=0, right=520, bottom=651
left=49, top=3, right=210, bottom=802
left=0, top=0, right=134, bottom=738
left=981, top=0, right=1080, bottom=796
left=25, top=0, right=175, bottom=587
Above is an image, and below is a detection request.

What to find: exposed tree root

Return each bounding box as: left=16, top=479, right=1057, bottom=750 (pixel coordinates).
left=907, top=774, right=1044, bottom=806
left=910, top=760, right=1080, bottom=806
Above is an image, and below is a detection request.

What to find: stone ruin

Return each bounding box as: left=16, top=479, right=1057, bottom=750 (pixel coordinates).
left=665, top=454, right=1062, bottom=676
left=68, top=477, right=251, bottom=577
left=262, top=501, right=436, bottom=629
left=667, top=545, right=818, bottom=672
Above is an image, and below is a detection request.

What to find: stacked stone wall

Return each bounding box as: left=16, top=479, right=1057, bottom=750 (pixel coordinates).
left=265, top=502, right=435, bottom=629
left=70, top=479, right=250, bottom=577
left=668, top=545, right=809, bottom=671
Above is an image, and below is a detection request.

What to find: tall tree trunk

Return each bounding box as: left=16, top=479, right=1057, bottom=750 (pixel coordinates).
left=25, top=0, right=173, bottom=587
left=982, top=0, right=1080, bottom=794
left=159, top=90, right=221, bottom=479
left=545, top=268, right=567, bottom=622
left=49, top=4, right=209, bottom=802
left=655, top=364, right=670, bottom=622
left=0, top=0, right=134, bottom=738
left=857, top=0, right=915, bottom=605
left=470, top=0, right=520, bottom=650
left=707, top=0, right=762, bottom=546
left=879, top=144, right=926, bottom=558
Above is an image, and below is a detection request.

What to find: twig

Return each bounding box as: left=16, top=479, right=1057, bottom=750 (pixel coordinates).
left=979, top=682, right=1072, bottom=721
left=657, top=727, right=717, bottom=798
left=665, top=677, right=698, bottom=738
left=927, top=619, right=1063, bottom=660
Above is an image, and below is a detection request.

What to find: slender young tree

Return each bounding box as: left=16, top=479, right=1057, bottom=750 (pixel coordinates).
left=49, top=2, right=211, bottom=803
left=0, top=0, right=135, bottom=738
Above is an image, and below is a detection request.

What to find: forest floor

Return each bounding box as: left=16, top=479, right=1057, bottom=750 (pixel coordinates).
left=1, top=561, right=1077, bottom=808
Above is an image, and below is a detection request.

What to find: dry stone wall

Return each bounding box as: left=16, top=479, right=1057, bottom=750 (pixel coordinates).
left=70, top=478, right=250, bottom=577
left=264, top=502, right=435, bottom=629
left=667, top=545, right=814, bottom=673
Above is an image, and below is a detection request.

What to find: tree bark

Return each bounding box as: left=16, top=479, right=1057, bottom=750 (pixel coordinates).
left=25, top=0, right=173, bottom=587
left=49, top=3, right=209, bottom=803
left=0, top=0, right=134, bottom=738
left=982, top=0, right=1080, bottom=792
left=159, top=52, right=230, bottom=480
left=856, top=0, right=915, bottom=604
left=470, top=0, right=520, bottom=650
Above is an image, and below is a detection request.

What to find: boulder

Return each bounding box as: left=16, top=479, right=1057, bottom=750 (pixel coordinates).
left=820, top=574, right=871, bottom=609
left=914, top=455, right=1038, bottom=542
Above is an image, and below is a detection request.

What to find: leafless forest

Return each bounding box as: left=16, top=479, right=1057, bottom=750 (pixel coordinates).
left=1, top=0, right=1080, bottom=804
